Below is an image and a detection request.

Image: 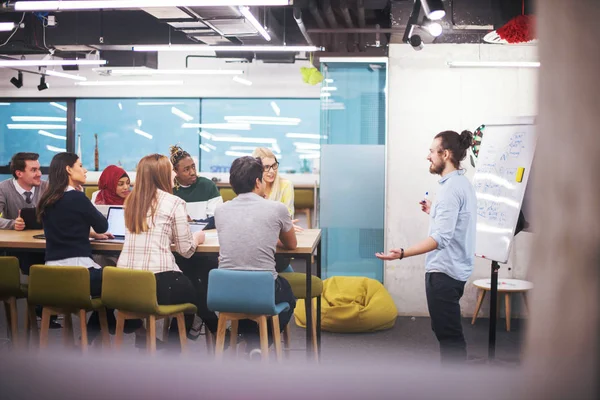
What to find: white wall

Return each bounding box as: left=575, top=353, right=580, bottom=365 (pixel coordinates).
left=385, top=44, right=538, bottom=318
left=0, top=52, right=320, bottom=98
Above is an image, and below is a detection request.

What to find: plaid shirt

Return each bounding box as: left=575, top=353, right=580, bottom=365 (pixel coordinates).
left=117, top=190, right=196, bottom=274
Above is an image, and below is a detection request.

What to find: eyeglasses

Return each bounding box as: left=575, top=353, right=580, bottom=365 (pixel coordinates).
left=263, top=162, right=279, bottom=172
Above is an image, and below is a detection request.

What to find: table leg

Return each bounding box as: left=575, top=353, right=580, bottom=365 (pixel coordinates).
left=304, top=253, right=313, bottom=360
left=471, top=289, right=486, bottom=325
left=505, top=293, right=511, bottom=332
left=522, top=292, right=529, bottom=315
left=316, top=240, right=321, bottom=359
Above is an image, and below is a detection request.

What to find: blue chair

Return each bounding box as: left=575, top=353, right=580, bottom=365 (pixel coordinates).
left=207, top=269, right=290, bottom=362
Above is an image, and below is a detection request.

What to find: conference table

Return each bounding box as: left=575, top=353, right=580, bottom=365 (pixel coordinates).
left=0, top=229, right=322, bottom=360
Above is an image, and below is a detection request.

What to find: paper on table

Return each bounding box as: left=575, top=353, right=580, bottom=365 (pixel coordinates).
left=186, top=201, right=208, bottom=220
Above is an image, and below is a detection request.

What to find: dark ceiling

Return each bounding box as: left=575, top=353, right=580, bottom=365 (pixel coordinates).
left=0, top=0, right=534, bottom=66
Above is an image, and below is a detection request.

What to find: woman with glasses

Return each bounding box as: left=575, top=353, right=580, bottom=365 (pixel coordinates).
left=252, top=147, right=294, bottom=218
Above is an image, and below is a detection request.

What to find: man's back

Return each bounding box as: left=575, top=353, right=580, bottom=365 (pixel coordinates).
left=215, top=193, right=292, bottom=279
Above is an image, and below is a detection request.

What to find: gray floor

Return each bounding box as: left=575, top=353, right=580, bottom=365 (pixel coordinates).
left=1, top=296, right=524, bottom=365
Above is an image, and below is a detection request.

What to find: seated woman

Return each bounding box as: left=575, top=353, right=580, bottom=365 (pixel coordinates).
left=37, top=152, right=143, bottom=342
left=94, top=165, right=130, bottom=205
left=252, top=147, right=302, bottom=272
left=116, top=154, right=208, bottom=345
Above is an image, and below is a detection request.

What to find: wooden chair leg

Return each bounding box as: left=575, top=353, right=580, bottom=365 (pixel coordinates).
left=98, top=308, right=111, bottom=350
left=175, top=313, right=187, bottom=355
left=27, top=303, right=39, bottom=346
left=162, top=317, right=170, bottom=343
left=8, top=298, right=18, bottom=348
left=271, top=315, right=283, bottom=362
left=215, top=315, right=228, bottom=360
left=114, top=312, right=125, bottom=350
left=305, top=209, right=312, bottom=229
left=522, top=292, right=529, bottom=315
left=471, top=289, right=486, bottom=325
left=283, top=324, right=291, bottom=359
left=311, top=298, right=319, bottom=362
left=79, top=310, right=88, bottom=353
left=147, top=315, right=156, bottom=355
left=257, top=315, right=269, bottom=363
left=505, top=293, right=511, bottom=332
left=230, top=320, right=238, bottom=356
left=63, top=312, right=74, bottom=348
left=40, top=308, right=51, bottom=349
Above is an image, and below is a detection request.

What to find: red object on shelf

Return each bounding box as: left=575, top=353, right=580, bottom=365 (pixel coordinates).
left=496, top=15, right=535, bottom=43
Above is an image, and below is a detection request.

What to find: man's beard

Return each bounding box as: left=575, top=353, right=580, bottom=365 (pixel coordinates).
left=429, top=162, right=445, bottom=175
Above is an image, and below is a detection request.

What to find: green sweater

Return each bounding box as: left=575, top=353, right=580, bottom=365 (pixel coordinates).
left=173, top=177, right=223, bottom=219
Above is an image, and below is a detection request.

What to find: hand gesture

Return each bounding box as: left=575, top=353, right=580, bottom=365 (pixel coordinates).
left=193, top=230, right=205, bottom=246
left=14, top=209, right=26, bottom=231
left=375, top=249, right=403, bottom=261
left=420, top=199, right=431, bottom=214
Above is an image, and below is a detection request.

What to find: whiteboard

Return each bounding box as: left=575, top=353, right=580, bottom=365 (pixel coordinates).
left=473, top=123, right=537, bottom=263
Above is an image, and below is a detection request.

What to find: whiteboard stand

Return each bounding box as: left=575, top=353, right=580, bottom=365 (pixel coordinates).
left=472, top=121, right=537, bottom=361
left=488, top=260, right=501, bottom=360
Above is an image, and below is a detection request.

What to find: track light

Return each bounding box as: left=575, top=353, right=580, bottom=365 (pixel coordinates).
left=10, top=71, right=23, bottom=88
left=37, top=76, right=49, bottom=91
left=409, top=35, right=424, bottom=51
left=420, top=0, right=445, bottom=21
left=423, top=18, right=443, bottom=37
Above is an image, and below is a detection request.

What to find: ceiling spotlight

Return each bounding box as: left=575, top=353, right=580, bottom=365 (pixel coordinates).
left=10, top=71, right=23, bottom=88
left=423, top=19, right=443, bottom=37
left=420, top=0, right=445, bottom=21
left=37, top=76, right=49, bottom=91
left=409, top=35, right=424, bottom=51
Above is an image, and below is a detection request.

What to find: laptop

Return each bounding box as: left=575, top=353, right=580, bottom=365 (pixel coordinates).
left=103, top=207, right=126, bottom=243
left=20, top=207, right=43, bottom=230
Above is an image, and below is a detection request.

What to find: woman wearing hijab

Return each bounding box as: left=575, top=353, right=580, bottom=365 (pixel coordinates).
left=95, top=165, right=130, bottom=205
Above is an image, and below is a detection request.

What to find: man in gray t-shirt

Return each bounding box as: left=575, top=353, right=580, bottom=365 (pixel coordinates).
left=214, top=156, right=297, bottom=356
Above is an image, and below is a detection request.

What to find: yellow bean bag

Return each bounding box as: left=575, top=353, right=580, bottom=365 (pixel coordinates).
left=294, top=276, right=398, bottom=333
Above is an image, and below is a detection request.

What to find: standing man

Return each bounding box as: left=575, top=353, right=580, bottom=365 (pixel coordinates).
left=376, top=130, right=476, bottom=364
left=0, top=152, right=48, bottom=231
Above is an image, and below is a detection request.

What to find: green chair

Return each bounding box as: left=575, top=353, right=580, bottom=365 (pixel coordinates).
left=294, top=189, right=315, bottom=228
left=101, top=267, right=198, bottom=354
left=219, top=187, right=237, bottom=202
left=0, top=256, right=30, bottom=348
left=279, top=269, right=324, bottom=361
left=84, top=185, right=98, bottom=201
left=28, top=265, right=111, bottom=352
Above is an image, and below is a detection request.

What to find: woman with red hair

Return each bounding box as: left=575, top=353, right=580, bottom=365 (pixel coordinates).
left=95, top=165, right=130, bottom=205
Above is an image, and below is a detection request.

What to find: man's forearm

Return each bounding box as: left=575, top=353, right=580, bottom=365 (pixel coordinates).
left=0, top=217, right=15, bottom=230
left=404, top=237, right=438, bottom=258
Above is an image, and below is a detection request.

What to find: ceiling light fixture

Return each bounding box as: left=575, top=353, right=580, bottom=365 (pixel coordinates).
left=76, top=80, right=184, bottom=86
left=171, top=107, right=194, bottom=122
left=0, top=22, right=16, bottom=31
left=37, top=76, right=49, bottom=91
left=447, top=61, right=540, bottom=68
left=45, top=69, right=87, bottom=81
left=106, top=68, right=244, bottom=76
left=423, top=19, right=443, bottom=37
left=0, top=59, right=107, bottom=67
left=38, top=130, right=67, bottom=140
left=420, top=0, right=446, bottom=21
left=50, top=102, right=67, bottom=111
left=232, top=76, right=253, bottom=86
left=15, top=1, right=292, bottom=11
left=239, top=6, right=271, bottom=41
left=10, top=71, right=23, bottom=88
left=133, top=45, right=322, bottom=52
left=270, top=101, right=280, bottom=116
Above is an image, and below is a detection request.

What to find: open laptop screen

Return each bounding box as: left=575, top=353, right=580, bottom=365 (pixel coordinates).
left=106, top=207, right=126, bottom=238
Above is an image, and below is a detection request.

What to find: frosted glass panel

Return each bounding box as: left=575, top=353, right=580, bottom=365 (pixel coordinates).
left=320, top=145, right=384, bottom=229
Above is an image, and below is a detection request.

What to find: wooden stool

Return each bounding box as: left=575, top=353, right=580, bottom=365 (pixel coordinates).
left=471, top=278, right=533, bottom=332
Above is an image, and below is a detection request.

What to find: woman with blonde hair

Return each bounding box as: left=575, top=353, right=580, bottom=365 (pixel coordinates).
left=252, top=147, right=294, bottom=217
left=117, top=154, right=217, bottom=346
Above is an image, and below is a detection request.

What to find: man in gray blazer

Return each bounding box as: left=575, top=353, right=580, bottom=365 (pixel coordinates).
left=0, top=152, right=48, bottom=230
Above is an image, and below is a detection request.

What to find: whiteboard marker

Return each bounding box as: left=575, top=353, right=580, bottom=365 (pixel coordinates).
left=420, top=192, right=429, bottom=204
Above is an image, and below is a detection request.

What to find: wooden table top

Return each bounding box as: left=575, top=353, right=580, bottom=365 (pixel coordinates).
left=0, top=229, right=321, bottom=255
left=473, top=278, right=533, bottom=292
